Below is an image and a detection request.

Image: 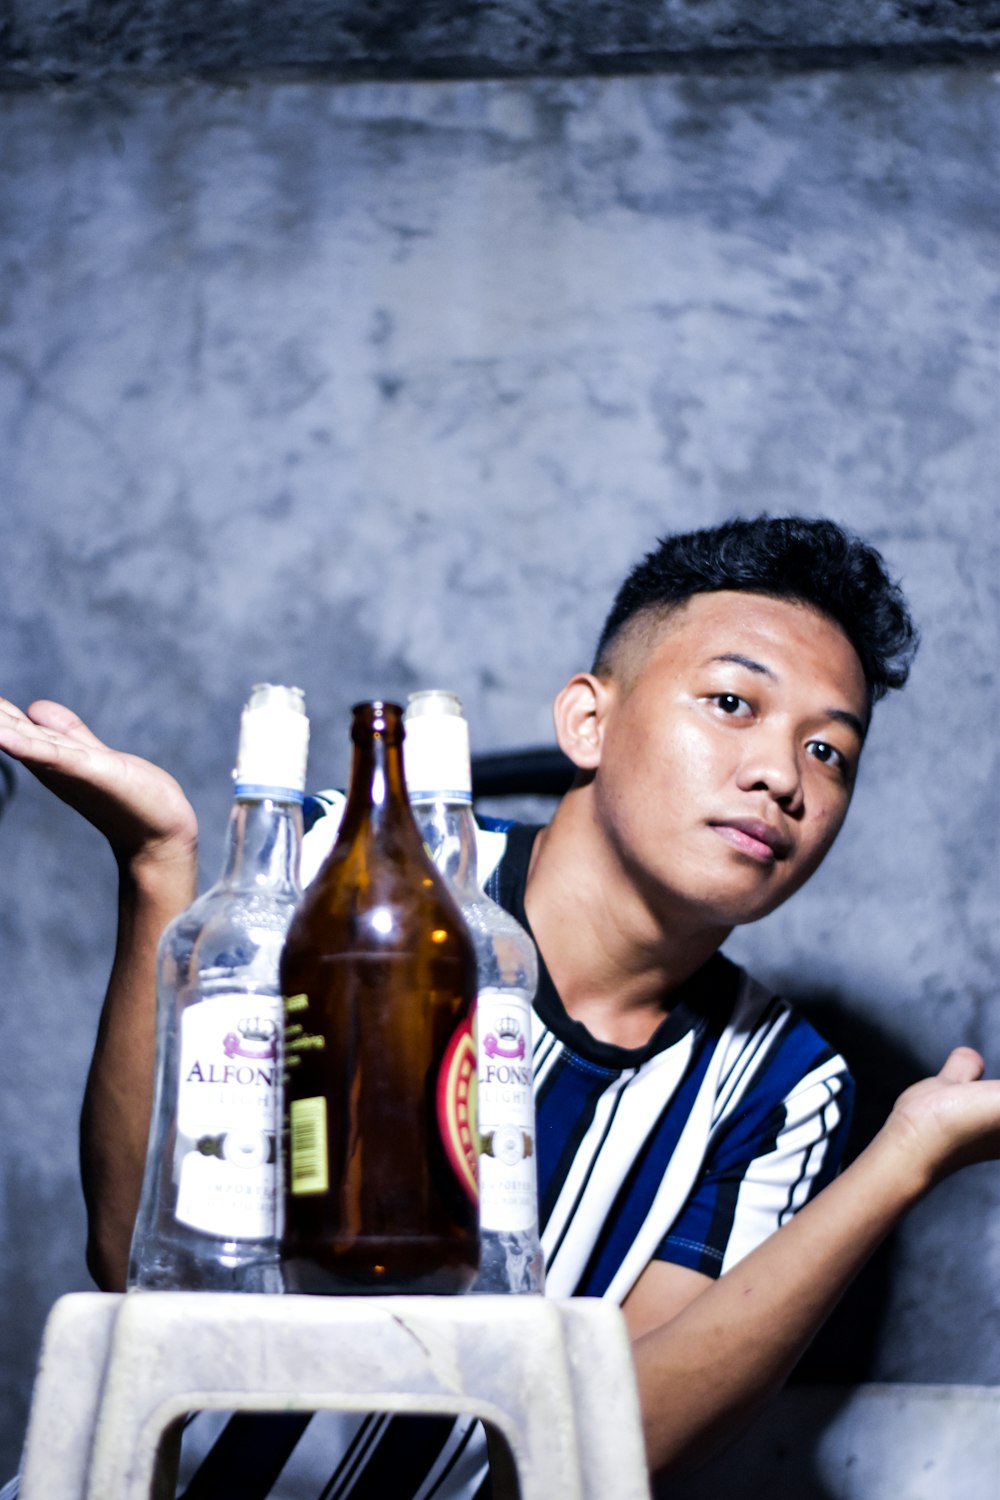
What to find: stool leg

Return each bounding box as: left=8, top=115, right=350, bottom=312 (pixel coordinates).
left=484, top=1421, right=524, bottom=1500
left=558, top=1301, right=651, bottom=1500
left=20, top=1293, right=123, bottom=1500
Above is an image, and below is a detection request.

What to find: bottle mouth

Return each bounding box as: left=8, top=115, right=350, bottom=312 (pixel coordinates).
left=235, top=683, right=310, bottom=793
left=405, top=689, right=463, bottom=721
left=248, top=683, right=306, bottom=715
left=402, top=690, right=472, bottom=803
left=351, top=700, right=405, bottom=740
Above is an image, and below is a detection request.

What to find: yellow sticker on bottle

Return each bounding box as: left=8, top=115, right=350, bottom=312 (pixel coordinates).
left=289, top=1096, right=329, bottom=1195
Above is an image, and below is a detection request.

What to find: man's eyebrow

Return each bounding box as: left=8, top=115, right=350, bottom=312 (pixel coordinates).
left=827, top=707, right=866, bottom=741
left=709, top=653, right=776, bottom=679
left=709, top=654, right=866, bottom=740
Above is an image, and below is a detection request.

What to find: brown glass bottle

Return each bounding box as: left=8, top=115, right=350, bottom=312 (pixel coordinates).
left=280, top=700, right=480, bottom=1294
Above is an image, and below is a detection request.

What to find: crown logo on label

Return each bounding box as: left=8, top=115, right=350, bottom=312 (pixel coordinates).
left=239, top=1018, right=278, bottom=1042
left=223, top=1015, right=279, bottom=1062
left=483, top=1014, right=527, bottom=1062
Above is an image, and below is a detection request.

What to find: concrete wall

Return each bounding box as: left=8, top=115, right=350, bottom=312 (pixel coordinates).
left=1, top=25, right=998, bottom=1483
left=665, top=1383, right=1000, bottom=1500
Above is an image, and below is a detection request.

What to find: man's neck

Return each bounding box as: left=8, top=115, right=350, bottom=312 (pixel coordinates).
left=523, top=789, right=731, bottom=1051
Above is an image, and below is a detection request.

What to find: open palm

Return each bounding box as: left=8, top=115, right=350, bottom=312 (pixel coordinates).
left=888, top=1047, right=1000, bottom=1186
left=0, top=697, right=197, bottom=867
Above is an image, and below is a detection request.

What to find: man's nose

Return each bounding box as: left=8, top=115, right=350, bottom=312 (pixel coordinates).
left=735, top=734, right=804, bottom=812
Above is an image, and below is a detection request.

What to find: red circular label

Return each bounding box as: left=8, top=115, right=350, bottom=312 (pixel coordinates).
left=436, top=1011, right=479, bottom=1205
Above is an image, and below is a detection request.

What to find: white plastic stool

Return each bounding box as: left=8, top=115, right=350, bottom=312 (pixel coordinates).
left=19, top=1292, right=651, bottom=1500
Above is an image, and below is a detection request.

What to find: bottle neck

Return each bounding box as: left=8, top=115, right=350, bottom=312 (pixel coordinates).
left=411, top=798, right=479, bottom=898
left=339, top=702, right=420, bottom=844
left=219, top=795, right=303, bottom=893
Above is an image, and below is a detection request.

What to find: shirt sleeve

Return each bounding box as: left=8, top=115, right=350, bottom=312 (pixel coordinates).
left=301, top=798, right=506, bottom=889
left=300, top=790, right=346, bottom=887
left=657, top=1048, right=854, bottom=1279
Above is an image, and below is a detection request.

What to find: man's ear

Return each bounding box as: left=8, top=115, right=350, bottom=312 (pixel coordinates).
left=552, top=672, right=615, bottom=771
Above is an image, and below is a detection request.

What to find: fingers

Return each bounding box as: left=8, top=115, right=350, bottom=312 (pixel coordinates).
left=0, top=698, right=64, bottom=754
left=0, top=695, right=33, bottom=725
left=938, top=1047, right=985, bottom=1085
left=27, top=700, right=106, bottom=748
left=0, top=697, right=103, bottom=776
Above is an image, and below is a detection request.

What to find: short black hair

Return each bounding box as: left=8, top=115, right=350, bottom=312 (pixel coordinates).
left=593, top=516, right=918, bottom=707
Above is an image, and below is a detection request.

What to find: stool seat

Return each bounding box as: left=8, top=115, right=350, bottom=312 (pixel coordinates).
left=19, top=1292, right=651, bottom=1500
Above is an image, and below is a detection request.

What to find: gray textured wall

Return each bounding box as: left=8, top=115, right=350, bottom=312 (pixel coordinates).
left=1, top=43, right=998, bottom=1483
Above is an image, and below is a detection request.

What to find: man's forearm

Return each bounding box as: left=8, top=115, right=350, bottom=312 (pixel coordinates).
left=634, top=1126, right=927, bottom=1477
left=635, top=1044, right=1000, bottom=1476
left=80, top=853, right=196, bottom=1290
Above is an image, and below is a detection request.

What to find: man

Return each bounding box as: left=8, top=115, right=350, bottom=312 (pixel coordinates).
left=2, top=515, right=999, bottom=1497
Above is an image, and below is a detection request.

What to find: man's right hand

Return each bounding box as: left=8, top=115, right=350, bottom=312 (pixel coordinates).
left=0, top=696, right=198, bottom=872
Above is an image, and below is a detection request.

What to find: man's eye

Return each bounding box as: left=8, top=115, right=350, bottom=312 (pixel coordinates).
left=808, top=740, right=847, bottom=773
left=710, top=693, right=751, bottom=717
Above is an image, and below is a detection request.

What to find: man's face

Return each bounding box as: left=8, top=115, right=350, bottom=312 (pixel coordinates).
left=589, top=590, right=869, bottom=931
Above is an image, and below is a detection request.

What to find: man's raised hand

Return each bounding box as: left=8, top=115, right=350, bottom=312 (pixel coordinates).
left=882, top=1047, right=1000, bottom=1191
left=0, top=696, right=197, bottom=871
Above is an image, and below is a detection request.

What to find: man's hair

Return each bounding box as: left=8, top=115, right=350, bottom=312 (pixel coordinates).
left=593, top=515, right=919, bottom=707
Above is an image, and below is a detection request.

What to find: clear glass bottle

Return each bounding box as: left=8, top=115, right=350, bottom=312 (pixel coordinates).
left=405, top=690, right=544, bottom=1294
left=128, top=684, right=309, bottom=1291
left=280, top=700, right=480, bottom=1295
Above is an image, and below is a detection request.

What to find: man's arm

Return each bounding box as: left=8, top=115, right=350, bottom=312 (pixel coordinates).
left=80, top=848, right=195, bottom=1288
left=0, top=697, right=198, bottom=1289
left=627, top=1046, right=1000, bottom=1478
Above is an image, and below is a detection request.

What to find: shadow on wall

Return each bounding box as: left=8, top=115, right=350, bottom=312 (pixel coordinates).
left=656, top=1380, right=1000, bottom=1500
left=789, top=991, right=928, bottom=1385
left=662, top=993, right=930, bottom=1500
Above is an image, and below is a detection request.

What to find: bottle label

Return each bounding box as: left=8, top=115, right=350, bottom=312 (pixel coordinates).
left=436, top=1012, right=479, bottom=1204
left=174, top=993, right=281, bottom=1238
left=476, top=988, right=538, bottom=1233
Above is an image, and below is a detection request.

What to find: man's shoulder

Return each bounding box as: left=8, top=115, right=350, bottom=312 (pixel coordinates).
left=721, top=962, right=855, bottom=1101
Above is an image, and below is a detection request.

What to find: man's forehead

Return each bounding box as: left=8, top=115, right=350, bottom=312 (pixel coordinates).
left=622, top=591, right=869, bottom=714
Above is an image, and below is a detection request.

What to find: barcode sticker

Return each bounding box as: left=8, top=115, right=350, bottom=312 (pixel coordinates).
left=290, top=1096, right=329, bottom=1195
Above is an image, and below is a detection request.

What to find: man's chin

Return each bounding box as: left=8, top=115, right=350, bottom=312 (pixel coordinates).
left=694, top=875, right=799, bottom=930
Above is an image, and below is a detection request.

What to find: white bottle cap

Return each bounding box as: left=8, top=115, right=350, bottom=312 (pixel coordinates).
left=234, top=684, right=310, bottom=801
left=404, top=689, right=472, bottom=804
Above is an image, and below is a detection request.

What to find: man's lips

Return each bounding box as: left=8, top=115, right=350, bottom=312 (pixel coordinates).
left=709, top=818, right=792, bottom=863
